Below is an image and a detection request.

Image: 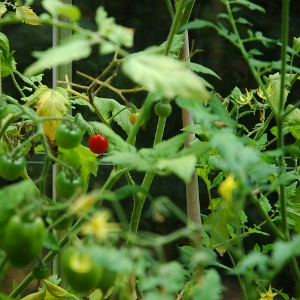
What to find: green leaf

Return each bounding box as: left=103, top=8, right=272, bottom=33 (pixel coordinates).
left=272, top=235, right=300, bottom=268
left=159, top=34, right=185, bottom=56
left=181, top=19, right=217, bottom=31
left=88, top=289, right=103, bottom=300
left=44, top=232, right=60, bottom=251
left=230, top=252, right=269, bottom=276
left=235, top=0, right=265, bottom=12
left=258, top=194, right=272, bottom=213
left=95, top=6, right=133, bottom=50
left=44, top=280, right=72, bottom=298
left=204, top=201, right=234, bottom=256
left=0, top=32, right=10, bottom=58
left=156, top=155, right=197, bottom=183
left=1, top=53, right=15, bottom=77
left=42, top=0, right=81, bottom=21
left=293, top=37, right=300, bottom=53
left=0, top=293, right=14, bottom=300
left=210, top=129, right=274, bottom=184
left=93, top=97, right=132, bottom=135
left=236, top=17, right=253, bottom=26
left=152, top=133, right=188, bottom=158
left=285, top=104, right=300, bottom=126
left=58, top=144, right=99, bottom=187
left=102, top=133, right=197, bottom=183
left=197, top=168, right=211, bottom=189
left=191, top=269, right=223, bottom=300
left=122, top=50, right=210, bottom=102
left=22, top=291, right=47, bottom=300
left=0, top=33, right=16, bottom=77
left=188, top=62, right=221, bottom=80
left=25, top=35, right=92, bottom=76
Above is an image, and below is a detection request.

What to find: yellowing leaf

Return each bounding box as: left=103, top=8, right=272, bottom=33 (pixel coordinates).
left=43, top=280, right=70, bottom=298
left=0, top=3, right=7, bottom=17
left=28, top=85, right=70, bottom=141
left=15, top=6, right=42, bottom=26
left=21, top=290, right=46, bottom=300
left=122, top=50, right=210, bottom=102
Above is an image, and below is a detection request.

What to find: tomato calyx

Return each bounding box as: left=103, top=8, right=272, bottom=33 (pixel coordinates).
left=32, top=262, right=49, bottom=280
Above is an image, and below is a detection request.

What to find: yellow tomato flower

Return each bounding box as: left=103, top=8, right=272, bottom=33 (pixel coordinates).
left=81, top=210, right=120, bottom=241
left=218, top=174, right=238, bottom=207
left=258, top=285, right=277, bottom=300
left=69, top=193, right=96, bottom=215
left=237, top=89, right=254, bottom=107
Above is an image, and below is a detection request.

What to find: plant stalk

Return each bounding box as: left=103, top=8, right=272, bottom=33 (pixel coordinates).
left=180, top=30, right=202, bottom=246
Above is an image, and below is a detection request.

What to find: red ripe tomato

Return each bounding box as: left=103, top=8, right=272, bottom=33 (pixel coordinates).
left=88, top=133, right=109, bottom=154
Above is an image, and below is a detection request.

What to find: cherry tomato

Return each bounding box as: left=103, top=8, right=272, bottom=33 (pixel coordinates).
left=0, top=154, right=26, bottom=181
left=88, top=133, right=109, bottom=154
left=55, top=170, right=85, bottom=199
left=98, top=268, right=117, bottom=291
left=129, top=112, right=144, bottom=126
left=55, top=122, right=83, bottom=149
left=61, top=246, right=103, bottom=293
left=2, top=215, right=45, bottom=268
left=129, top=112, right=139, bottom=125
left=154, top=102, right=172, bottom=118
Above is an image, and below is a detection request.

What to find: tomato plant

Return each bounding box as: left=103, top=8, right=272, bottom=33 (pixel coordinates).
left=61, top=247, right=103, bottom=293
left=2, top=215, right=46, bottom=268
left=55, top=170, right=85, bottom=199
left=55, top=122, right=83, bottom=149
left=0, top=154, right=26, bottom=181
left=154, top=102, right=172, bottom=118
left=1, top=1, right=300, bottom=300
left=88, top=133, right=109, bottom=154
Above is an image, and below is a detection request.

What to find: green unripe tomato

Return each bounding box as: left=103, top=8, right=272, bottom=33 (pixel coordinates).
left=61, top=247, right=103, bottom=293
left=154, top=102, right=172, bottom=118
left=2, top=215, right=46, bottom=268
left=98, top=268, right=117, bottom=291
left=55, top=123, right=83, bottom=149
left=0, top=154, right=26, bottom=181
left=55, top=170, right=85, bottom=199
